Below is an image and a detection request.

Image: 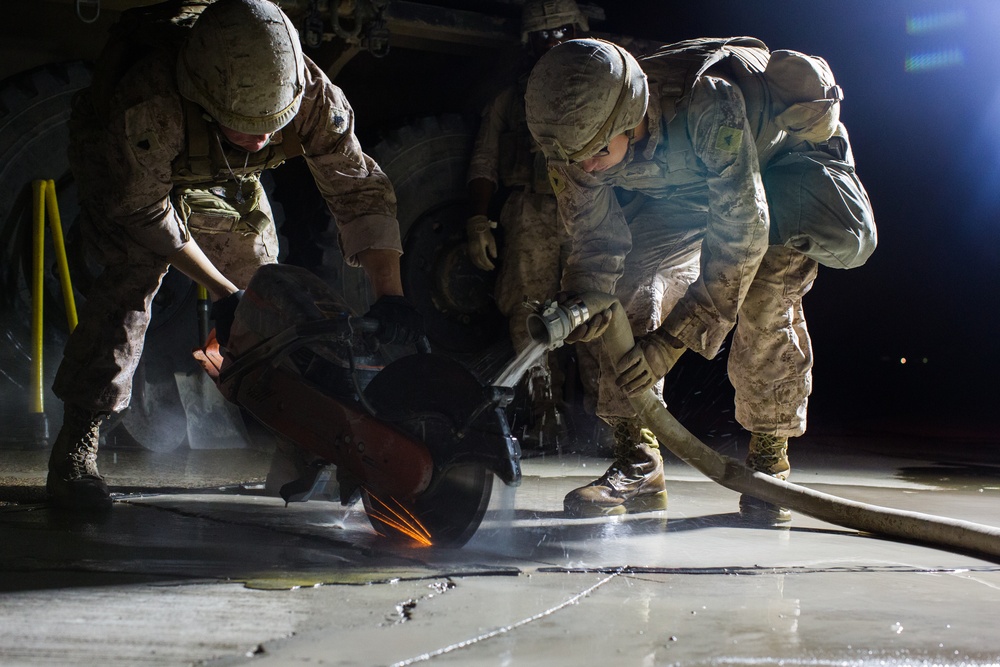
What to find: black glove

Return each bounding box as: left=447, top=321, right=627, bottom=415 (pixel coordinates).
left=363, top=295, right=425, bottom=346
left=211, top=290, right=244, bottom=346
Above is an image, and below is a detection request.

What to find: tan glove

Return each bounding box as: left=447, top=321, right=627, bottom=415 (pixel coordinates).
left=557, top=293, right=614, bottom=344
left=466, top=215, right=498, bottom=271
left=615, top=329, right=687, bottom=396
left=564, top=307, right=614, bottom=343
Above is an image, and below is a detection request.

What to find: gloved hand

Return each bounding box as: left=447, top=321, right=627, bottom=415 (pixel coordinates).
left=364, top=294, right=425, bottom=346
left=564, top=307, right=614, bottom=343
left=557, top=293, right=614, bottom=344
left=211, top=289, right=244, bottom=347
left=614, top=329, right=686, bottom=396
left=466, top=215, right=498, bottom=271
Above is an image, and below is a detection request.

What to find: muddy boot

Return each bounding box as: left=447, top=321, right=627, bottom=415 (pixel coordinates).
left=46, top=404, right=112, bottom=511
left=739, top=432, right=792, bottom=524
left=563, top=418, right=667, bottom=517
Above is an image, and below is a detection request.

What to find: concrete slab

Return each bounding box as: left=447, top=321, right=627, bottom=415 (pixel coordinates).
left=1, top=435, right=999, bottom=666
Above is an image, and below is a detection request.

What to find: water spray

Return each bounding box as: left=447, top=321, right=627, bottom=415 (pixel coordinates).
left=493, top=300, right=593, bottom=389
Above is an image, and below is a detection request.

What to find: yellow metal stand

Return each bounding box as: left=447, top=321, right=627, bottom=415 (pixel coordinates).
left=31, top=179, right=78, bottom=426
left=196, top=284, right=210, bottom=347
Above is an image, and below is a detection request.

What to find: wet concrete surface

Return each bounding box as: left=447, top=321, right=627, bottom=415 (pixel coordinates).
left=1, top=434, right=1000, bottom=666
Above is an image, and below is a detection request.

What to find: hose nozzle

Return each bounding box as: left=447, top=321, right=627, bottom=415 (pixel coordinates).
left=526, top=300, right=589, bottom=349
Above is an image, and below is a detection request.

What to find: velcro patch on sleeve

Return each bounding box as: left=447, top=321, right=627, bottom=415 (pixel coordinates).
left=329, top=106, right=350, bottom=134
left=715, top=126, right=743, bottom=153
left=547, top=167, right=566, bottom=195
left=125, top=103, right=162, bottom=152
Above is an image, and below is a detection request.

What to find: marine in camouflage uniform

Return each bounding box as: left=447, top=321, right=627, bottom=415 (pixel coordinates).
left=48, top=0, right=410, bottom=511
left=465, top=0, right=588, bottom=450
left=526, top=38, right=850, bottom=521
left=467, top=79, right=566, bottom=352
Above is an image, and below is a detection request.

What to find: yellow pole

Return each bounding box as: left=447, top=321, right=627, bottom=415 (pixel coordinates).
left=44, top=179, right=78, bottom=331
left=31, top=180, right=46, bottom=414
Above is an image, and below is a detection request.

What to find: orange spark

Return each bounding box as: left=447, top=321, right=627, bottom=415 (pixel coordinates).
left=366, top=492, right=433, bottom=547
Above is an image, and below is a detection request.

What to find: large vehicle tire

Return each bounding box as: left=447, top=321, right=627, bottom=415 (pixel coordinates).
left=0, top=62, right=91, bottom=446
left=369, top=114, right=506, bottom=357
left=0, top=62, right=210, bottom=452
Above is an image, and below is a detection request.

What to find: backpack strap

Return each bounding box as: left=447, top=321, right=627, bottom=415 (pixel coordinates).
left=279, top=123, right=304, bottom=160
left=718, top=44, right=771, bottom=136
left=647, top=37, right=769, bottom=124
left=643, top=38, right=772, bottom=181
left=176, top=98, right=213, bottom=179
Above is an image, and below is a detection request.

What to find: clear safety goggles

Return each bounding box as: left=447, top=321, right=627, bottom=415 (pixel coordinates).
left=571, top=145, right=609, bottom=164
left=532, top=25, right=572, bottom=40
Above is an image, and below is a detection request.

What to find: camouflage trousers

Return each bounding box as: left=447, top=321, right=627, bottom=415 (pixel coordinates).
left=52, top=200, right=279, bottom=413
left=579, top=193, right=818, bottom=437
left=494, top=191, right=568, bottom=352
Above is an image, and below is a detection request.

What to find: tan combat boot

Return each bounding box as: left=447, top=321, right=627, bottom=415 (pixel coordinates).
left=739, top=432, right=791, bottom=524
left=46, top=404, right=112, bottom=511
left=563, top=418, right=668, bottom=517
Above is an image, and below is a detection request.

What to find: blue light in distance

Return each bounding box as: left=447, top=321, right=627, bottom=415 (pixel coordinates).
left=906, top=9, right=967, bottom=35
left=905, top=48, right=965, bottom=72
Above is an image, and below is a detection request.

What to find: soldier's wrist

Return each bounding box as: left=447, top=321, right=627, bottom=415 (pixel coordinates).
left=466, top=214, right=496, bottom=234
left=651, top=327, right=685, bottom=351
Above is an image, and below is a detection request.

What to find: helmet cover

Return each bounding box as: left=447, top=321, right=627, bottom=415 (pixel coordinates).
left=766, top=49, right=843, bottom=143
left=525, top=38, right=648, bottom=163
left=176, top=0, right=305, bottom=134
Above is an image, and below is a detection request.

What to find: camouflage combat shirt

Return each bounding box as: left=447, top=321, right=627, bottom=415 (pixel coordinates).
left=547, top=73, right=779, bottom=357
left=72, top=51, right=400, bottom=267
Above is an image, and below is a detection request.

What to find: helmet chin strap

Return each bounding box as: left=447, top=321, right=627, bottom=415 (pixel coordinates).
left=216, top=122, right=272, bottom=153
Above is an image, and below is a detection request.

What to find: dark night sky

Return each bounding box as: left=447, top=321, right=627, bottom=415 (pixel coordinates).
left=599, top=1, right=1000, bottom=437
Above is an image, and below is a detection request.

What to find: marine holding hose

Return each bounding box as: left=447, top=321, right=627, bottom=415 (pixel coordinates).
left=524, top=37, right=873, bottom=522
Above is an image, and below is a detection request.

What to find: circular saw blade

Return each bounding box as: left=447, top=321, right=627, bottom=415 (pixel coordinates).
left=360, top=353, right=498, bottom=547
left=361, top=464, right=492, bottom=548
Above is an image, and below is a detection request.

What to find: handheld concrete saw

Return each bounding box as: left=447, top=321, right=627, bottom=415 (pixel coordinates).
left=199, top=264, right=521, bottom=547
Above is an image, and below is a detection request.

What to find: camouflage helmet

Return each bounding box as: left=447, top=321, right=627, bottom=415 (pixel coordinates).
left=525, top=38, right=648, bottom=163
left=521, top=0, right=589, bottom=44
left=176, top=0, right=306, bottom=135
left=765, top=50, right=843, bottom=143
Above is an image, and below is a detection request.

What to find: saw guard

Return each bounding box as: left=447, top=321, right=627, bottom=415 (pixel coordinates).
left=361, top=352, right=519, bottom=547
left=362, top=352, right=521, bottom=486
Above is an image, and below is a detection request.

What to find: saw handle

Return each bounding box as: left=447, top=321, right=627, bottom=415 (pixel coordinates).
left=352, top=315, right=432, bottom=354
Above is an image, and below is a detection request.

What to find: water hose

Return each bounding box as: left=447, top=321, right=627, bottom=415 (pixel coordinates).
left=528, top=293, right=1000, bottom=562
